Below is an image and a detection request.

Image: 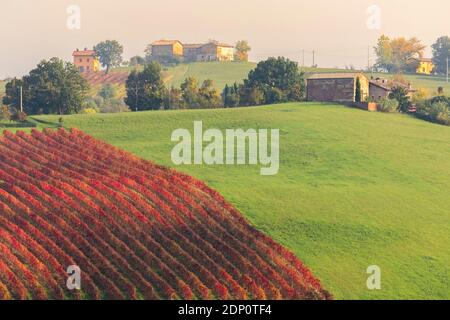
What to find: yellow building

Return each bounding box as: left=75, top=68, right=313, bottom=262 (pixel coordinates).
left=183, top=42, right=235, bottom=62
left=151, top=40, right=184, bottom=57
left=416, top=58, right=434, bottom=75
left=73, top=48, right=100, bottom=73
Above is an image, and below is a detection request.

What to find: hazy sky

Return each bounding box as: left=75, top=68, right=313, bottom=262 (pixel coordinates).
left=1, top=0, right=449, bottom=78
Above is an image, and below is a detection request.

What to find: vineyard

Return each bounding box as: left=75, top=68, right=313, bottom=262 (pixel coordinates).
left=0, top=128, right=331, bottom=300
left=82, top=72, right=129, bottom=87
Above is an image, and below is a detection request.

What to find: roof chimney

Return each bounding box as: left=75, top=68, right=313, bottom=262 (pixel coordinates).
left=84, top=47, right=88, bottom=51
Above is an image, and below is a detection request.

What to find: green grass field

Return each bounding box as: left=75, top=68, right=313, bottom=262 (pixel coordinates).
left=160, top=62, right=450, bottom=96
left=162, top=62, right=256, bottom=90
left=86, top=62, right=450, bottom=100
left=19, top=103, right=450, bottom=300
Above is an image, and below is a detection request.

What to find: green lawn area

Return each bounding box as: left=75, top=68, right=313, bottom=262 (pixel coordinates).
left=163, top=61, right=256, bottom=90
left=19, top=103, right=450, bottom=300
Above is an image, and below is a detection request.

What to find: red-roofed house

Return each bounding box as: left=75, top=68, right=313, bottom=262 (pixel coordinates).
left=73, top=48, right=100, bottom=73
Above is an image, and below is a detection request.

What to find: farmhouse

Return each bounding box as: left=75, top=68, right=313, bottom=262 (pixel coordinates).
left=307, top=73, right=369, bottom=102
left=73, top=48, right=100, bottom=73
left=186, top=42, right=235, bottom=62
left=151, top=40, right=235, bottom=62
left=416, top=58, right=434, bottom=75
left=151, top=40, right=184, bottom=58
left=369, top=78, right=415, bottom=101
left=183, top=43, right=204, bottom=61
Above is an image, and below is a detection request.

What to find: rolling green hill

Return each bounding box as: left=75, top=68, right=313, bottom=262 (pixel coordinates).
left=163, top=62, right=256, bottom=90
left=22, top=103, right=450, bottom=300
left=89, top=62, right=450, bottom=99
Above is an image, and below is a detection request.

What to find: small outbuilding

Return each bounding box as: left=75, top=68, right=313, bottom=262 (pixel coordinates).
left=307, top=73, right=369, bottom=103
left=369, top=78, right=415, bottom=101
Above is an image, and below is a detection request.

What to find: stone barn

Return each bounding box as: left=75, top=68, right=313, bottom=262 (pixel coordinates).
left=307, top=73, right=369, bottom=103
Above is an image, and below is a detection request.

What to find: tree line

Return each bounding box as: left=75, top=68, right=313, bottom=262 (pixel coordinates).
left=2, top=56, right=305, bottom=116
left=374, top=35, right=450, bottom=75
left=124, top=57, right=306, bottom=111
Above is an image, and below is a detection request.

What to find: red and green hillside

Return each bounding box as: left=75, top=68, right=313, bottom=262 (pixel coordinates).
left=0, top=128, right=331, bottom=300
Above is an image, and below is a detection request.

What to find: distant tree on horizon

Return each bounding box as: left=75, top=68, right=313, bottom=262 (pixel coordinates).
left=235, top=40, right=251, bottom=62
left=94, top=40, right=124, bottom=74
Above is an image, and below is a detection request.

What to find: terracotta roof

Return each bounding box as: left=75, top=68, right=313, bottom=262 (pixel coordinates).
left=152, top=40, right=181, bottom=46
left=183, top=43, right=204, bottom=49
left=73, top=50, right=96, bottom=57
left=307, top=73, right=366, bottom=80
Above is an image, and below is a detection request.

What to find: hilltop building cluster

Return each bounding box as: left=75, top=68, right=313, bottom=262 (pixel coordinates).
left=150, top=40, right=235, bottom=62
left=72, top=40, right=235, bottom=74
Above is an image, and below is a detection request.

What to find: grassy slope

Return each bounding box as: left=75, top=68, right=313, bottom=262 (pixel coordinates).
left=163, top=61, right=256, bottom=90
left=26, top=103, right=450, bottom=300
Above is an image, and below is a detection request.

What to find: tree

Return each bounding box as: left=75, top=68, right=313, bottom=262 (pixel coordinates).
left=198, top=80, right=222, bottom=108
left=125, top=62, right=166, bottom=111
left=144, top=44, right=153, bottom=61
left=222, top=83, right=240, bottom=108
left=241, top=57, right=305, bottom=105
left=2, top=58, right=89, bottom=115
left=99, top=83, right=117, bottom=100
left=235, top=40, right=251, bottom=62
left=355, top=77, right=362, bottom=102
left=94, top=40, right=124, bottom=74
left=374, top=35, right=425, bottom=73
left=2, top=78, right=26, bottom=110
left=180, top=77, right=200, bottom=108
left=0, top=105, right=11, bottom=121
left=166, top=87, right=182, bottom=110
left=432, top=36, right=450, bottom=75
left=239, top=86, right=265, bottom=106
left=129, top=56, right=146, bottom=67
left=389, top=86, right=410, bottom=113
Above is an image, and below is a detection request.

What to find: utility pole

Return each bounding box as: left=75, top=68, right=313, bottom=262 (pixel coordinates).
left=302, top=50, right=305, bottom=68
left=368, top=46, right=370, bottom=72
left=312, top=50, right=315, bottom=68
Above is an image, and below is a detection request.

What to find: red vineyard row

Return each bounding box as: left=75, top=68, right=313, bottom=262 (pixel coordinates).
left=0, top=128, right=332, bottom=300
